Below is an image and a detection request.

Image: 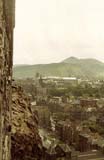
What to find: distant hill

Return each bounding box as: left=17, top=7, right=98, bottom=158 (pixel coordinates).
left=13, top=57, right=104, bottom=79
left=62, top=56, right=79, bottom=63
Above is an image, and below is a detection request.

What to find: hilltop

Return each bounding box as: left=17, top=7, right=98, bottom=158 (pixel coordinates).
left=13, top=57, right=104, bottom=79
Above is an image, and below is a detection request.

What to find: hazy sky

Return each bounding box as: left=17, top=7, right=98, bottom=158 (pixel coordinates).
left=14, top=0, right=104, bottom=64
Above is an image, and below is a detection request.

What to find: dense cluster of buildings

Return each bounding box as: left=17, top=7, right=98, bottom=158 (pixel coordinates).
left=16, top=75, right=104, bottom=159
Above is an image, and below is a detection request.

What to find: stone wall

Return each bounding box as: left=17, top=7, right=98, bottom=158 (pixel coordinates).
left=0, top=0, right=15, bottom=160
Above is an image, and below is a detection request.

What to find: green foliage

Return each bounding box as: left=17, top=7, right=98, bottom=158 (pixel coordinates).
left=13, top=57, right=104, bottom=79
left=49, top=82, right=104, bottom=98
left=49, top=88, right=67, bottom=97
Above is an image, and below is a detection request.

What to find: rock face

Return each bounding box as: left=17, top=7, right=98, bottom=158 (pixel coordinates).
left=0, top=1, right=43, bottom=160
left=11, top=85, right=43, bottom=160
left=0, top=0, right=15, bottom=160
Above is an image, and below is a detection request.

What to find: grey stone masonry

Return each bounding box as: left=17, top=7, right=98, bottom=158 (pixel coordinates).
left=0, top=0, right=15, bottom=160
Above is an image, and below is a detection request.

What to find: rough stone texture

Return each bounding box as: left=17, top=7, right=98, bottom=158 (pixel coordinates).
left=0, top=1, right=43, bottom=160
left=11, top=85, right=43, bottom=160
left=0, top=0, right=15, bottom=160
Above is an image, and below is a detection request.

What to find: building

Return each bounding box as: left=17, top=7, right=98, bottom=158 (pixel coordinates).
left=49, top=97, right=63, bottom=104
left=0, top=0, right=15, bottom=160
left=78, top=133, right=91, bottom=152
left=55, top=121, right=74, bottom=145
left=42, top=76, right=78, bottom=87
left=80, top=98, right=98, bottom=108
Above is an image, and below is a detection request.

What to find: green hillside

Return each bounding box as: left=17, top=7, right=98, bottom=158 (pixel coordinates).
left=13, top=57, right=104, bottom=79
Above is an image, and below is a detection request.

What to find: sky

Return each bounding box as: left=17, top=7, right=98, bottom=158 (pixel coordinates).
left=14, top=0, right=104, bottom=64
